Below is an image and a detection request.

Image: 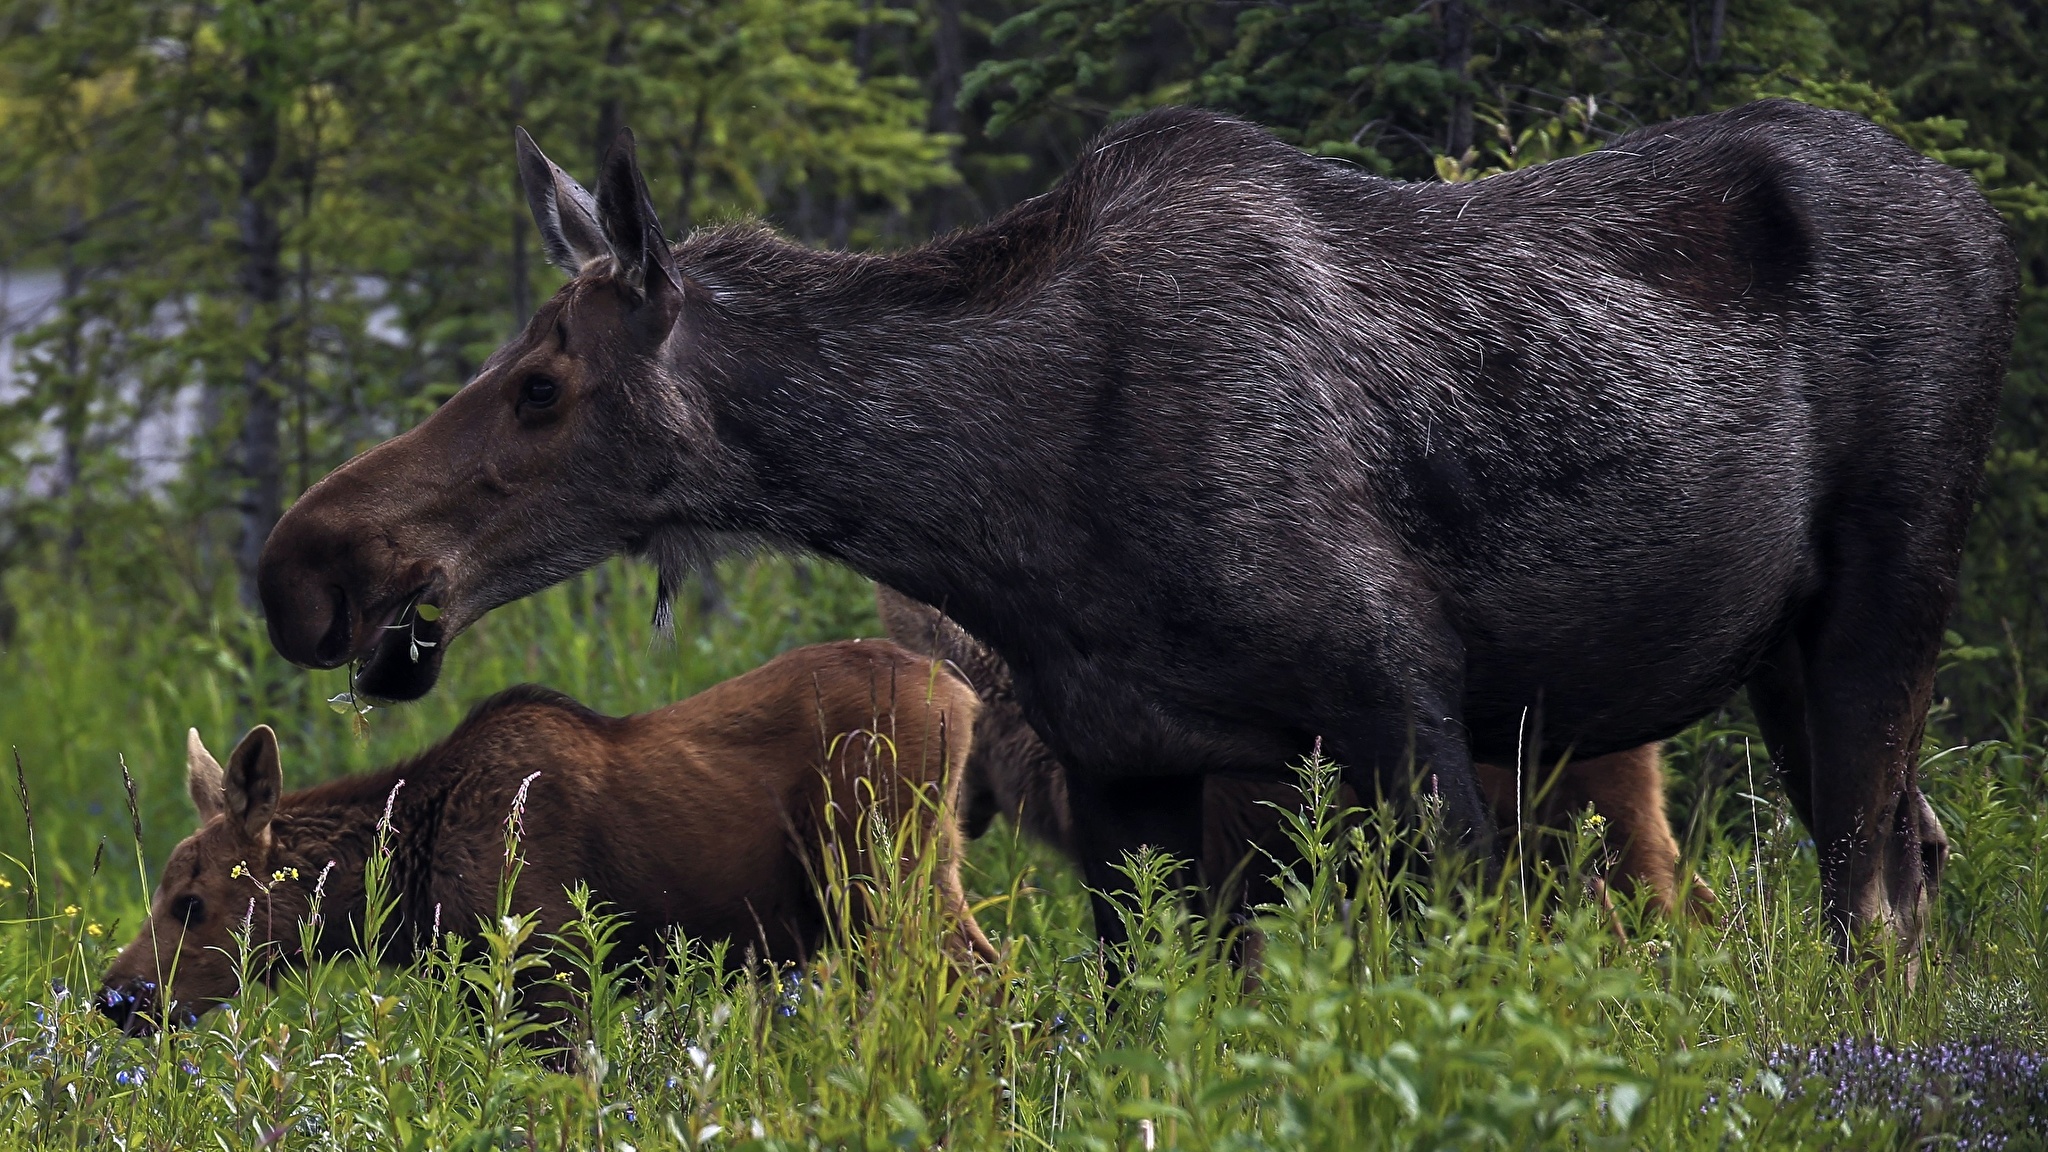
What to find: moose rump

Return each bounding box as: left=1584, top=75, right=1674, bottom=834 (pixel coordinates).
left=256, top=99, right=2014, bottom=966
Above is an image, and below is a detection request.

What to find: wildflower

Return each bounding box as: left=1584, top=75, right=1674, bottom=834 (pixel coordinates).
left=378, top=780, right=407, bottom=839
left=63, top=904, right=79, bottom=916
left=230, top=863, right=249, bottom=879
left=270, top=867, right=300, bottom=883
left=0, top=874, right=13, bottom=889
left=86, top=923, right=104, bottom=937
left=506, top=771, right=542, bottom=843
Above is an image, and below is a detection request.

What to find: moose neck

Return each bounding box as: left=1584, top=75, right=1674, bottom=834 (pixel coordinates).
left=271, top=764, right=452, bottom=966
left=676, top=206, right=1086, bottom=617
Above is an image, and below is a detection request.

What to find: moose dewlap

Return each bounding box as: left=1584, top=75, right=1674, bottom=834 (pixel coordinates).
left=99, top=639, right=992, bottom=1034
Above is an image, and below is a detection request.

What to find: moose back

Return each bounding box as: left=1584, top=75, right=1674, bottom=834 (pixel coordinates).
left=257, top=101, right=2016, bottom=963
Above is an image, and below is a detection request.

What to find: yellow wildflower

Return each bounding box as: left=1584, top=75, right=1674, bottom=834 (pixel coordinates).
left=63, top=904, right=79, bottom=916
left=271, top=867, right=300, bottom=883
left=0, top=875, right=12, bottom=889
left=230, top=862, right=249, bottom=879
left=87, top=923, right=104, bottom=937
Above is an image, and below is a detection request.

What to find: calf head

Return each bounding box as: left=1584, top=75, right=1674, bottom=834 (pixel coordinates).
left=100, top=726, right=304, bottom=1034
left=258, top=128, right=700, bottom=702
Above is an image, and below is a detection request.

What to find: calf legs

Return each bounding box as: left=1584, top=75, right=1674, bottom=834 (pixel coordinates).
left=1204, top=745, right=1710, bottom=928
left=1473, top=745, right=1714, bottom=919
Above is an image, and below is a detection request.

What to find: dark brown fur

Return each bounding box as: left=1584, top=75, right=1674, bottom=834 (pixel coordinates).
left=99, top=640, right=992, bottom=1033
left=878, top=586, right=1712, bottom=917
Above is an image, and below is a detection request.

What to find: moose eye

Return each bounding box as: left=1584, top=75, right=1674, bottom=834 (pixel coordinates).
left=519, top=375, right=559, bottom=410
left=168, top=895, right=205, bottom=927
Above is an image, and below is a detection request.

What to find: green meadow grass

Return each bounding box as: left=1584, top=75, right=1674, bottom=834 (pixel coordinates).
left=1, top=558, right=2044, bottom=1149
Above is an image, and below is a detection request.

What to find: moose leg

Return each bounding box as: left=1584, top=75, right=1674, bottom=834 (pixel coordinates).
left=1788, top=549, right=1952, bottom=970
left=1326, top=697, right=1491, bottom=869
left=1546, top=746, right=1714, bottom=918
left=1475, top=746, right=1713, bottom=923
left=1066, top=773, right=1207, bottom=959
left=1746, top=636, right=1819, bottom=834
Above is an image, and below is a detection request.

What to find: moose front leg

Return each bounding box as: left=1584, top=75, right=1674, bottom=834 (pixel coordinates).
left=1327, top=719, right=1491, bottom=870
left=1322, top=648, right=1491, bottom=868
left=1065, top=773, right=1206, bottom=969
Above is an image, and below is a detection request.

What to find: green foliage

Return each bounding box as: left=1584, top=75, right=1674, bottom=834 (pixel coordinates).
left=969, top=0, right=1835, bottom=174
left=3, top=563, right=2047, bottom=1147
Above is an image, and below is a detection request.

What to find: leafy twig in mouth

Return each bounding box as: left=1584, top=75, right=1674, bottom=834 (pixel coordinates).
left=382, top=594, right=441, bottom=663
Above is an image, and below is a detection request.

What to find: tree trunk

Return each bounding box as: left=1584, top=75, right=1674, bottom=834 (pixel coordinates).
left=1440, top=0, right=1474, bottom=159
left=235, top=48, right=286, bottom=610
left=56, top=212, right=86, bottom=569
left=1687, top=0, right=1730, bottom=112
left=509, top=81, right=533, bottom=331
left=294, top=103, right=321, bottom=498
left=929, top=0, right=965, bottom=235
left=594, top=13, right=628, bottom=174
left=675, top=94, right=709, bottom=232
left=831, top=0, right=878, bottom=249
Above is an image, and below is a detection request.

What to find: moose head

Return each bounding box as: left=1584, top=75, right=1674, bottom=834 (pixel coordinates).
left=258, top=130, right=723, bottom=701
left=99, top=727, right=300, bottom=1034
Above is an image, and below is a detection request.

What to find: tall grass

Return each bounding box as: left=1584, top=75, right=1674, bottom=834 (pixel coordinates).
left=1, top=558, right=2044, bottom=1148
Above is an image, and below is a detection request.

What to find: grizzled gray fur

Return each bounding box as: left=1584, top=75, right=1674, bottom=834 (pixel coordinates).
left=260, top=100, right=2016, bottom=964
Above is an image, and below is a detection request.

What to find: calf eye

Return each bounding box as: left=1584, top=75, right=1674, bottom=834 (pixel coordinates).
left=168, top=895, right=204, bottom=926
left=519, top=375, right=559, bottom=410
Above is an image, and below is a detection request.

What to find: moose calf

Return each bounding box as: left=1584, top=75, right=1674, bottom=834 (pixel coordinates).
left=100, top=640, right=992, bottom=1033
left=878, top=587, right=1712, bottom=919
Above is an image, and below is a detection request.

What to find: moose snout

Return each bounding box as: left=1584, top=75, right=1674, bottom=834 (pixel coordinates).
left=98, top=976, right=203, bottom=1035
left=97, top=978, right=160, bottom=1036
left=258, top=531, right=366, bottom=671
left=262, top=575, right=357, bottom=670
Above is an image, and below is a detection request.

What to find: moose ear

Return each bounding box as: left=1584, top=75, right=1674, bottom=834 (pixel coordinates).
left=595, top=128, right=683, bottom=314
left=221, top=725, right=283, bottom=846
left=186, top=728, right=225, bottom=822
left=516, top=127, right=609, bottom=274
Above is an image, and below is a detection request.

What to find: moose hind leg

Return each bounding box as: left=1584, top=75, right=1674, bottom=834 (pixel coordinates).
left=1066, top=774, right=1206, bottom=959
left=1796, top=538, right=1953, bottom=969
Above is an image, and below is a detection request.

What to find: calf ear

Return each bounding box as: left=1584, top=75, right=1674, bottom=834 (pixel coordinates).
left=595, top=128, right=683, bottom=317
left=222, top=725, right=283, bottom=846
left=516, top=127, right=609, bottom=274
left=186, top=728, right=225, bottom=822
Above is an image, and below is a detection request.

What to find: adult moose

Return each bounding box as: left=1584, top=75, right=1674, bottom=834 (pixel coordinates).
left=260, top=101, right=2015, bottom=968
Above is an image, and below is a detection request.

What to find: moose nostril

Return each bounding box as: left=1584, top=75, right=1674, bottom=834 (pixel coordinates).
left=98, top=985, right=138, bottom=1028
left=313, top=584, right=354, bottom=667
left=100, top=981, right=164, bottom=1035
